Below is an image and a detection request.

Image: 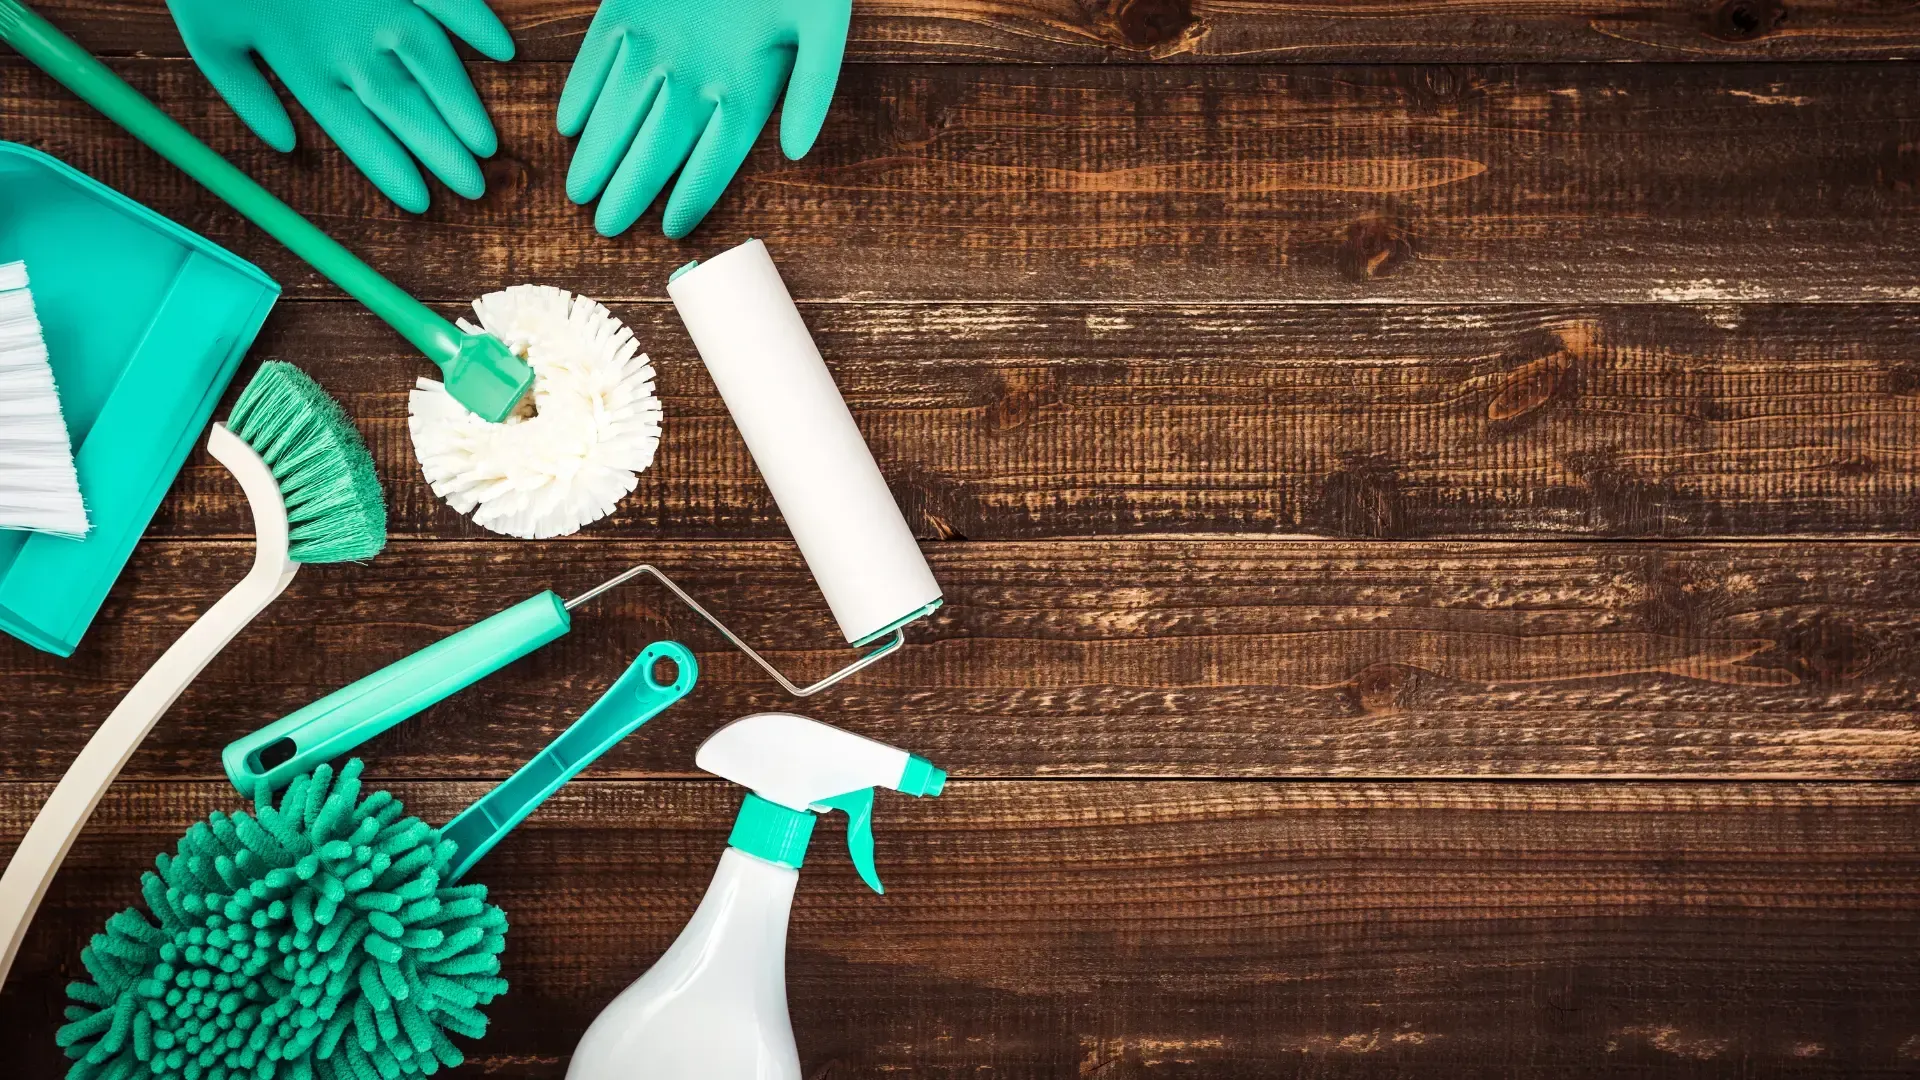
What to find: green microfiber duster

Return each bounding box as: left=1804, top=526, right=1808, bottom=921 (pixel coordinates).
left=57, top=760, right=508, bottom=1080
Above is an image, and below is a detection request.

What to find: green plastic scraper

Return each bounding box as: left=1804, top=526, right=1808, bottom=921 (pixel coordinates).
left=440, top=641, right=698, bottom=880
left=0, top=0, right=534, bottom=422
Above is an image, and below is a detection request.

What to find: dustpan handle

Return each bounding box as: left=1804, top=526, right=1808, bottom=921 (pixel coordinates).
left=0, top=0, right=462, bottom=364
left=440, top=641, right=698, bottom=882
left=221, top=592, right=573, bottom=795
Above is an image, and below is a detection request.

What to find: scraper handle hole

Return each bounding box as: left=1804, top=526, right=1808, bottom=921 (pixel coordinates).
left=253, top=737, right=297, bottom=773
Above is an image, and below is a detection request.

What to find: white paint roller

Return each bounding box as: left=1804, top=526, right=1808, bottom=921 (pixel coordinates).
left=668, top=239, right=943, bottom=646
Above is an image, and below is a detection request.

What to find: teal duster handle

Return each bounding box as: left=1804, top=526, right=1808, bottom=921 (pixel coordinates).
left=0, top=0, right=534, bottom=422
left=222, top=592, right=572, bottom=793
left=442, top=641, right=697, bottom=881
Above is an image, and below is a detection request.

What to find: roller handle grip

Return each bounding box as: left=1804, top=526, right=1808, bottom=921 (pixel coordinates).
left=221, top=592, right=572, bottom=794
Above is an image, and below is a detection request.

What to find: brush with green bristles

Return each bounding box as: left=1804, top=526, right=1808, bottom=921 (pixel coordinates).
left=0, top=361, right=389, bottom=994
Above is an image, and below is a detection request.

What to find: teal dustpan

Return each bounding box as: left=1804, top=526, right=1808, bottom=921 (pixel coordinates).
left=0, top=141, right=279, bottom=656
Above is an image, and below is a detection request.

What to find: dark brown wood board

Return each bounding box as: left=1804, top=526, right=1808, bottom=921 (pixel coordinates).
left=1, top=539, right=1914, bottom=782
left=5, top=780, right=1920, bottom=1078
left=26, top=0, right=1920, bottom=62
left=128, top=304, right=1920, bottom=541
left=2, top=0, right=1917, bottom=1076
left=7, top=61, right=1920, bottom=304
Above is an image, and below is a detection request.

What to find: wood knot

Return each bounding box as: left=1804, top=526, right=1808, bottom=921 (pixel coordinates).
left=1350, top=663, right=1420, bottom=715
left=887, top=465, right=975, bottom=542
left=1709, top=0, right=1785, bottom=41
left=888, top=98, right=951, bottom=150
left=479, top=153, right=534, bottom=195
left=985, top=368, right=1066, bottom=434
left=1336, top=218, right=1414, bottom=281
left=1104, top=0, right=1197, bottom=50
left=1780, top=618, right=1875, bottom=685
left=1421, top=67, right=1467, bottom=104
left=1488, top=353, right=1574, bottom=423
left=1487, top=322, right=1595, bottom=423
left=1308, top=457, right=1409, bottom=538
left=1885, top=363, right=1920, bottom=396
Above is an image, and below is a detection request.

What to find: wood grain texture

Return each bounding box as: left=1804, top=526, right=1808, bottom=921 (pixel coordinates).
left=134, top=303, right=1920, bottom=541
left=6, top=61, right=1920, bottom=303
left=6, top=779, right=1920, bottom=1077
left=28, top=0, right=1920, bottom=62
left=6, top=5, right=1919, bottom=1076
left=3, top=539, right=1913, bottom=781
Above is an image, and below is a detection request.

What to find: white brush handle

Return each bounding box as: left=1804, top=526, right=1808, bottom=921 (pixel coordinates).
left=0, top=424, right=296, bottom=988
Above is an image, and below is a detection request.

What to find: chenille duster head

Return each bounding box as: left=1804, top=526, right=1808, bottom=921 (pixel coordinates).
left=58, top=760, right=508, bottom=1080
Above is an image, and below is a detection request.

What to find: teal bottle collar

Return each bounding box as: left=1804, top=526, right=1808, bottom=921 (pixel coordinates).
left=728, top=793, right=816, bottom=869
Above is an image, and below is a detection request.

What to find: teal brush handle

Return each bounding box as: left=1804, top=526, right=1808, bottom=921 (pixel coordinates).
left=442, top=641, right=697, bottom=881
left=222, top=592, right=572, bottom=794
left=0, top=0, right=532, bottom=422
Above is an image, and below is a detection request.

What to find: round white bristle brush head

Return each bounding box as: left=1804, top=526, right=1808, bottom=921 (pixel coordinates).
left=408, top=285, right=662, bottom=539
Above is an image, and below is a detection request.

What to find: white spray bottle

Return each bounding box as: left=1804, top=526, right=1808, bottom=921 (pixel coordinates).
left=566, top=713, right=947, bottom=1080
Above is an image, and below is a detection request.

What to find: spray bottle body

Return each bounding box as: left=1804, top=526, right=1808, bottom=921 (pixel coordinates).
left=567, top=847, right=801, bottom=1080
left=568, top=714, right=946, bottom=1080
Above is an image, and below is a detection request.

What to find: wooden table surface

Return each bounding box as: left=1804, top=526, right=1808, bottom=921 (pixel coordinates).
left=6, top=1, right=1920, bottom=1075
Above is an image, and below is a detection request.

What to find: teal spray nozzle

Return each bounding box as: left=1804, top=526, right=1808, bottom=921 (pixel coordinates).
left=706, top=713, right=945, bottom=893
left=727, top=754, right=945, bottom=894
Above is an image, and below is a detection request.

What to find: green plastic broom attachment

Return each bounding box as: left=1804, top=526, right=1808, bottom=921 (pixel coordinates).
left=225, top=362, right=387, bottom=563
left=0, top=0, right=534, bottom=422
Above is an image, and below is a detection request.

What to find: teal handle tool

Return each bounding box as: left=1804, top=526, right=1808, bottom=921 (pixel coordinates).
left=442, top=640, right=697, bottom=881
left=222, top=591, right=572, bottom=793
left=0, top=0, right=534, bottom=422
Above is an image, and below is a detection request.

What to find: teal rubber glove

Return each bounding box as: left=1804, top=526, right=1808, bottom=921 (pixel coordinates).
left=559, top=0, right=851, bottom=238
left=166, top=0, right=516, bottom=213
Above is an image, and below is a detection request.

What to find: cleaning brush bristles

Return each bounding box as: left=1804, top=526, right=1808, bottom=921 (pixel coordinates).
left=0, top=261, right=88, bottom=538
left=57, top=759, right=510, bottom=1080
left=409, top=285, right=662, bottom=539
left=227, top=362, right=387, bottom=563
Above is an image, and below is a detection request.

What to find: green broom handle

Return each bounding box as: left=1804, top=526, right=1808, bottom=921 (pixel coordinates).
left=0, top=0, right=463, bottom=365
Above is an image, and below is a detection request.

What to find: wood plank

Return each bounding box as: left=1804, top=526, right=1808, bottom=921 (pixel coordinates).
left=7, top=61, right=1920, bottom=303
left=6, top=779, right=1920, bottom=1076
left=3, top=539, right=1914, bottom=781
left=30, top=0, right=1920, bottom=62
left=139, top=302, right=1920, bottom=541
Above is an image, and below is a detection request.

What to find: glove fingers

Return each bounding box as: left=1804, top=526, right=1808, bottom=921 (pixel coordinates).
left=300, top=84, right=433, bottom=213
left=662, top=87, right=779, bottom=239
left=394, top=12, right=499, bottom=157
left=557, top=15, right=626, bottom=137
left=780, top=5, right=851, bottom=160
left=566, top=39, right=662, bottom=205
left=359, top=57, right=487, bottom=201
left=413, top=0, right=516, bottom=61
left=190, top=44, right=298, bottom=152
left=595, top=84, right=714, bottom=237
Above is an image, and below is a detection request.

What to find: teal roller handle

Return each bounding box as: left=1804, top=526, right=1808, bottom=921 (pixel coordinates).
left=222, top=592, right=572, bottom=794
left=442, top=641, right=697, bottom=881
left=0, top=0, right=534, bottom=422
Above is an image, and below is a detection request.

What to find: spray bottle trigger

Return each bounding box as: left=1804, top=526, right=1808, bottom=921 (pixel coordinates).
left=814, top=789, right=881, bottom=893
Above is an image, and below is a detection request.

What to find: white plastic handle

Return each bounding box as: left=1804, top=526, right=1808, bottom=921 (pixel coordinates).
left=0, top=424, right=298, bottom=988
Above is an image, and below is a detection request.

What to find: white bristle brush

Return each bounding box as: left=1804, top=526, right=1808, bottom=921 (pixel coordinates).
left=0, top=261, right=87, bottom=538
left=408, top=284, right=662, bottom=539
